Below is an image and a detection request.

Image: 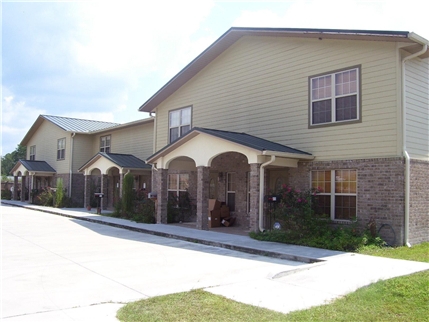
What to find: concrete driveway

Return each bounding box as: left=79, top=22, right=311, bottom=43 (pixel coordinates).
left=2, top=204, right=304, bottom=321
left=2, top=203, right=428, bottom=321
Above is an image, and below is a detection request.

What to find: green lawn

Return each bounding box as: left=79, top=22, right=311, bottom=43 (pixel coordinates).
left=117, top=243, right=429, bottom=322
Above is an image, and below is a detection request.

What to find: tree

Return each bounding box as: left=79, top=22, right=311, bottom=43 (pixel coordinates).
left=1, top=144, right=27, bottom=176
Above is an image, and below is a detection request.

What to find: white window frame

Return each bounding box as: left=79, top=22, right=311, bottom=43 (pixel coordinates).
left=311, top=169, right=357, bottom=221
left=57, top=138, right=66, bottom=160
left=169, top=106, right=191, bottom=143
left=226, top=172, right=236, bottom=212
left=168, top=173, right=189, bottom=207
left=310, top=66, right=360, bottom=126
left=29, top=145, right=36, bottom=160
left=100, top=135, right=111, bottom=153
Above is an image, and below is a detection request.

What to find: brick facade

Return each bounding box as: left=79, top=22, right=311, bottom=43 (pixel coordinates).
left=288, top=157, right=407, bottom=245
left=151, top=155, right=427, bottom=245
left=409, top=160, right=429, bottom=245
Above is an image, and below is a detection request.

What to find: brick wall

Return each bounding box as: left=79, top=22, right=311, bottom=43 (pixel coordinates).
left=289, top=157, right=406, bottom=245
left=409, top=160, right=429, bottom=245
left=70, top=173, right=85, bottom=207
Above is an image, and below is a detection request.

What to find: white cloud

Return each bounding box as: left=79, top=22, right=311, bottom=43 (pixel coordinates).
left=1, top=87, right=46, bottom=155
left=72, top=1, right=216, bottom=78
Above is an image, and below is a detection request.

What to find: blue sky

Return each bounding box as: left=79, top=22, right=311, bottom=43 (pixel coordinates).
left=2, top=0, right=428, bottom=155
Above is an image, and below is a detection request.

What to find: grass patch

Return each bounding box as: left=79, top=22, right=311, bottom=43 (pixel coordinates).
left=117, top=243, right=429, bottom=321
left=358, top=242, right=429, bottom=263
left=117, top=289, right=287, bottom=322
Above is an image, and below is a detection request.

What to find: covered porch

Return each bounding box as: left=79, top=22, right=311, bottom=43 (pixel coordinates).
left=10, top=160, right=56, bottom=203
left=147, top=128, right=314, bottom=232
left=79, top=153, right=152, bottom=210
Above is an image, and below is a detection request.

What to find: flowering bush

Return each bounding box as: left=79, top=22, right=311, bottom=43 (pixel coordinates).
left=252, top=185, right=385, bottom=251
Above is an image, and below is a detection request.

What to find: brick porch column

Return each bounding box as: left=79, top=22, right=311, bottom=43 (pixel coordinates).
left=21, top=176, right=26, bottom=202
left=249, top=163, right=261, bottom=232
left=101, top=174, right=108, bottom=210
left=13, top=176, right=19, bottom=200
left=84, top=175, right=91, bottom=208
left=119, top=173, right=124, bottom=199
left=196, top=166, right=210, bottom=230
left=156, top=169, right=168, bottom=224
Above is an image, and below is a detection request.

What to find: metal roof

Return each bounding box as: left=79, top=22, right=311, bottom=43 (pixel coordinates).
left=17, top=160, right=56, bottom=173
left=42, top=115, right=120, bottom=133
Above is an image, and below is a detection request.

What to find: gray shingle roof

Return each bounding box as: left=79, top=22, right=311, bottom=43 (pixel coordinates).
left=194, top=128, right=312, bottom=155
left=18, top=160, right=56, bottom=173
left=42, top=115, right=120, bottom=133
left=100, top=153, right=151, bottom=169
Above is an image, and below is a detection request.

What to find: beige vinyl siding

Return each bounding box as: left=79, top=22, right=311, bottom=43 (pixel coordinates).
left=405, top=58, right=429, bottom=160
left=155, top=36, right=401, bottom=160
left=93, top=122, right=154, bottom=160
left=25, top=120, right=70, bottom=173
left=73, top=134, right=95, bottom=172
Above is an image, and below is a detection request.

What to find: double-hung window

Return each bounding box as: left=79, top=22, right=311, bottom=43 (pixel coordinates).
left=168, top=174, right=189, bottom=207
left=169, top=107, right=191, bottom=143
left=310, top=67, right=360, bottom=126
left=100, top=135, right=111, bottom=153
left=30, top=145, right=36, bottom=160
left=57, top=138, right=66, bottom=160
left=311, top=170, right=357, bottom=221
left=226, top=172, right=236, bottom=211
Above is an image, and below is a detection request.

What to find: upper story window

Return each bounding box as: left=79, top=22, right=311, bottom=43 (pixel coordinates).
left=310, top=66, right=360, bottom=127
left=100, top=135, right=111, bottom=153
left=57, top=138, right=66, bottom=160
left=29, top=145, right=36, bottom=160
left=169, top=106, right=191, bottom=143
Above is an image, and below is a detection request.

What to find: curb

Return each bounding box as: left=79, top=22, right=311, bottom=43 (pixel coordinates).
left=2, top=201, right=323, bottom=264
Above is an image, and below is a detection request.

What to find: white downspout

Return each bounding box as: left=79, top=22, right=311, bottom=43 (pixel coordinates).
left=259, top=155, right=276, bottom=232
left=401, top=41, right=427, bottom=247
left=69, top=132, right=76, bottom=198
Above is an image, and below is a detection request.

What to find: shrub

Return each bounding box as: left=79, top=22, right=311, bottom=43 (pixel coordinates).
left=55, top=180, right=65, bottom=208
left=1, top=189, right=12, bottom=200
left=32, top=187, right=54, bottom=206
left=133, top=198, right=156, bottom=223
left=252, top=185, right=385, bottom=252
left=122, top=173, right=134, bottom=217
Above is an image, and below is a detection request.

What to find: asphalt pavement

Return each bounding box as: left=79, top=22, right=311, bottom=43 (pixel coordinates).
left=2, top=200, right=429, bottom=321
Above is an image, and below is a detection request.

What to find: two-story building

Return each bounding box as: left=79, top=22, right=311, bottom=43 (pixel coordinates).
left=11, top=115, right=154, bottom=208
left=139, top=27, right=428, bottom=246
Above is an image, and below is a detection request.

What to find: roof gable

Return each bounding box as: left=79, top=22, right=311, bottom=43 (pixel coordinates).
left=147, top=127, right=312, bottom=164
left=139, top=27, right=427, bottom=113
left=20, top=115, right=121, bottom=146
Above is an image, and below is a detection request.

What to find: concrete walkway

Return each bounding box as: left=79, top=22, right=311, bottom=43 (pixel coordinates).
left=1, top=200, right=344, bottom=263
left=2, top=200, right=429, bottom=319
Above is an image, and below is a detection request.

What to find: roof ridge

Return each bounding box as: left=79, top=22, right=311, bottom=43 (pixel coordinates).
left=42, top=114, right=120, bottom=124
